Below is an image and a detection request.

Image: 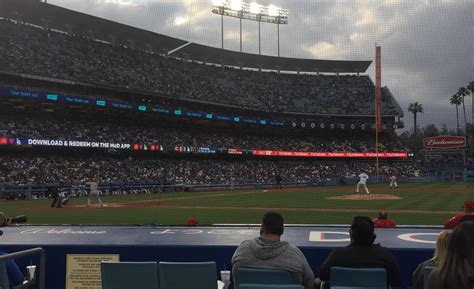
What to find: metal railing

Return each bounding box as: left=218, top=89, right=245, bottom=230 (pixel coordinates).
left=0, top=247, right=45, bottom=289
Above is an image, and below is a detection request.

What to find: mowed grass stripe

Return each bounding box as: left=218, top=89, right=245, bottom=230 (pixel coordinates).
left=15, top=207, right=455, bottom=226
left=167, top=188, right=470, bottom=212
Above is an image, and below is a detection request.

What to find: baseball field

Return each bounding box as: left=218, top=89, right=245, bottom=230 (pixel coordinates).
left=1, top=182, right=472, bottom=226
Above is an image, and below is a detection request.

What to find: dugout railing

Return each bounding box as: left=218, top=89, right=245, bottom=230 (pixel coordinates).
left=0, top=247, right=45, bottom=289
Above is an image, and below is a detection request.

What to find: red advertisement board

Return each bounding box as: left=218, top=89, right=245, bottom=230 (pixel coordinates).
left=251, top=150, right=408, bottom=158
left=423, top=135, right=466, bottom=149
left=0, top=137, right=15, bottom=145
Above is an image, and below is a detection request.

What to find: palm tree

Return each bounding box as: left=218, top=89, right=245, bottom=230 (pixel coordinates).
left=408, top=102, right=424, bottom=137
left=450, top=93, right=462, bottom=135
left=458, top=87, right=469, bottom=135
left=466, top=81, right=474, bottom=138
left=468, top=81, right=474, bottom=95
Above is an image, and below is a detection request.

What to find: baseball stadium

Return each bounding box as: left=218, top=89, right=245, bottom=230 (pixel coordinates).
left=0, top=0, right=473, bottom=289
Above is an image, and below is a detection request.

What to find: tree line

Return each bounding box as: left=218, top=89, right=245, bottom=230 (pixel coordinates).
left=408, top=80, right=474, bottom=137
left=405, top=81, right=473, bottom=151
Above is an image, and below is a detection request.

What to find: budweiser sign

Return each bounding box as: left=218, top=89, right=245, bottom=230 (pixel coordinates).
left=423, top=135, right=466, bottom=149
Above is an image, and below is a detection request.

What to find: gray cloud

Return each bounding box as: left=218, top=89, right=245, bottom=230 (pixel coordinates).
left=48, top=0, right=474, bottom=131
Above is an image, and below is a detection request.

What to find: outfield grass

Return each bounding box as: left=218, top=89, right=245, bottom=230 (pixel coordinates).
left=1, top=182, right=472, bottom=225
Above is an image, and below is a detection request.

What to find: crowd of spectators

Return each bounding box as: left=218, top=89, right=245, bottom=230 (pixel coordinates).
left=424, top=153, right=465, bottom=169
left=0, top=19, right=401, bottom=115
left=0, top=155, right=427, bottom=186
left=0, top=114, right=409, bottom=152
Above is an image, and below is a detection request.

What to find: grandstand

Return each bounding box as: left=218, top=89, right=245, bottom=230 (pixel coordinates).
left=1, top=1, right=473, bottom=289
left=0, top=0, right=412, bottom=190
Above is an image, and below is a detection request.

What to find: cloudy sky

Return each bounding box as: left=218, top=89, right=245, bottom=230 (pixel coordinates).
left=48, top=0, right=473, bottom=131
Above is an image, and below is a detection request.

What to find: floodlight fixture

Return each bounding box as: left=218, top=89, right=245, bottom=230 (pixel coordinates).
left=267, top=4, right=279, bottom=17
left=249, top=2, right=261, bottom=14
left=212, top=0, right=288, bottom=24
left=230, top=0, right=242, bottom=11
left=212, top=0, right=225, bottom=7
left=212, top=0, right=288, bottom=56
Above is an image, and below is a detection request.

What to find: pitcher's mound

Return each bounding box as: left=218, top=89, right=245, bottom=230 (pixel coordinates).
left=327, top=194, right=402, bottom=201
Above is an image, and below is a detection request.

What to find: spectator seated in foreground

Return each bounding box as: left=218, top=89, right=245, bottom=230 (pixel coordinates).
left=373, top=211, right=396, bottom=228
left=231, top=212, right=315, bottom=289
left=425, top=221, right=474, bottom=289
left=317, top=216, right=401, bottom=288
left=443, top=200, right=474, bottom=229
left=411, top=230, right=451, bottom=289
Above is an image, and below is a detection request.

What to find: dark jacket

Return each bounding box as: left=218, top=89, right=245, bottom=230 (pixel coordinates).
left=412, top=258, right=436, bottom=289
left=318, top=243, right=401, bottom=286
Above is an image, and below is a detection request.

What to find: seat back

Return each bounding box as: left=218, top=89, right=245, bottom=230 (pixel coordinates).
left=235, top=267, right=293, bottom=288
left=239, top=284, right=304, bottom=289
left=330, top=267, right=387, bottom=288
left=423, top=266, right=435, bottom=289
left=330, top=287, right=386, bottom=289
left=0, top=261, right=10, bottom=289
left=101, top=261, right=158, bottom=289
left=159, top=261, right=217, bottom=289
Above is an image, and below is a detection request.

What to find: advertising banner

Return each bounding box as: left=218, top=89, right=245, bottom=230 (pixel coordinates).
left=423, top=135, right=466, bottom=149
left=8, top=138, right=131, bottom=150
left=2, top=137, right=408, bottom=158
left=251, top=150, right=408, bottom=158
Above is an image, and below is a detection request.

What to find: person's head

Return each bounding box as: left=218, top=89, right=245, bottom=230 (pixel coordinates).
left=437, top=221, right=474, bottom=289
left=449, top=221, right=474, bottom=265
left=432, top=231, right=451, bottom=265
left=464, top=200, right=474, bottom=213
left=350, top=216, right=376, bottom=245
left=378, top=211, right=388, bottom=220
left=260, top=212, right=284, bottom=238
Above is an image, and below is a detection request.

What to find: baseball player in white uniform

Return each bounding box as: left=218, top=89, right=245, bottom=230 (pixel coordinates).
left=86, top=178, right=105, bottom=207
left=356, top=172, right=370, bottom=195
left=389, top=175, right=399, bottom=189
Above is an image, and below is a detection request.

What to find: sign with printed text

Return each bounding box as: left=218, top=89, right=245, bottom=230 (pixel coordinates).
left=251, top=150, right=408, bottom=158
left=423, top=135, right=466, bottom=149
left=66, top=254, right=119, bottom=289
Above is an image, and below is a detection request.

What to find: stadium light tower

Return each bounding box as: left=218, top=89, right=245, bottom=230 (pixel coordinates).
left=212, top=0, right=288, bottom=56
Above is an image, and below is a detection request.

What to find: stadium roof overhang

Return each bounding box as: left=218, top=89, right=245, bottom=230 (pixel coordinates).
left=171, top=43, right=371, bottom=73
left=0, top=0, right=371, bottom=73
left=0, top=0, right=187, bottom=54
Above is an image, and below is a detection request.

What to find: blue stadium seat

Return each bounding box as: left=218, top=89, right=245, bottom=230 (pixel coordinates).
left=331, top=287, right=386, bottom=289
left=158, top=261, right=217, bottom=289
left=0, top=261, right=9, bottom=289
left=235, top=267, right=293, bottom=289
left=329, top=266, right=387, bottom=289
left=101, top=261, right=158, bottom=289
left=239, top=284, right=304, bottom=289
